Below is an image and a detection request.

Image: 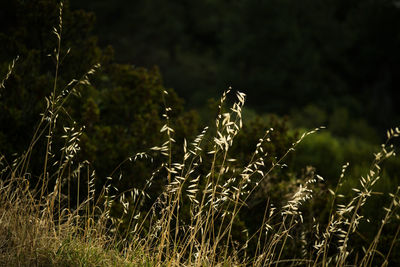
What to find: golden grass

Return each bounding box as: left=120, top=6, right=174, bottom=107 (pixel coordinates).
left=0, top=3, right=399, bottom=266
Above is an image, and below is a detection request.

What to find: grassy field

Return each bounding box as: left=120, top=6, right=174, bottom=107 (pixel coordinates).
left=1, top=4, right=400, bottom=266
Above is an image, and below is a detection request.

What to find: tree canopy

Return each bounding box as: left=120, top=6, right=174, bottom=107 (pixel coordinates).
left=70, top=0, right=400, bottom=133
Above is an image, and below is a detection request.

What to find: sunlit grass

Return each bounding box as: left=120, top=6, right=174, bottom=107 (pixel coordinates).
left=0, top=3, right=399, bottom=266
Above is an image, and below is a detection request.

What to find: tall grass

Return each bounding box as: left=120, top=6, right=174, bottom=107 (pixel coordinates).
left=0, top=3, right=399, bottom=266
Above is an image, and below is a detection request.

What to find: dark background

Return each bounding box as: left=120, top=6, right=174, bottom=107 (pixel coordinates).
left=71, top=0, right=400, bottom=136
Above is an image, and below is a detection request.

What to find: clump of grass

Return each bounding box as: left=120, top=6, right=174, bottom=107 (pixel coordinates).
left=1, top=3, right=399, bottom=266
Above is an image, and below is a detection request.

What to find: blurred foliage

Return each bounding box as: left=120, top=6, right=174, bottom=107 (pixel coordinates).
left=0, top=0, right=198, bottom=195
left=71, top=0, right=400, bottom=134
